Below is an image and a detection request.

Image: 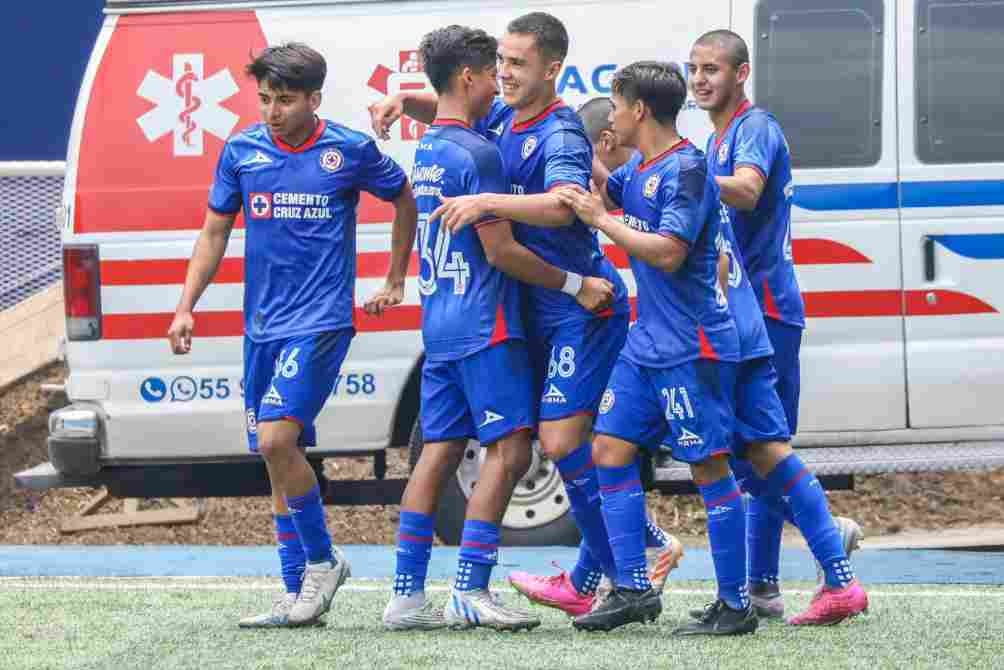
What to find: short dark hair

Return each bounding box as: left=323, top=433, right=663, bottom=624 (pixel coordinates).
left=246, top=42, right=326, bottom=92
left=577, top=97, right=614, bottom=144
left=611, top=61, right=687, bottom=126
left=693, top=29, right=749, bottom=69
left=506, top=12, right=569, bottom=62
left=419, top=25, right=498, bottom=95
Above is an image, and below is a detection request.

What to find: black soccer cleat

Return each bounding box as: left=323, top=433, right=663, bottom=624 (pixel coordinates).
left=674, top=599, right=758, bottom=636
left=572, top=587, right=662, bottom=632
left=689, top=583, right=783, bottom=620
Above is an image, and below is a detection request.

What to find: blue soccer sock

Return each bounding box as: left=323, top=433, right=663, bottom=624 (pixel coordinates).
left=286, top=484, right=334, bottom=565
left=597, top=461, right=650, bottom=591
left=645, top=515, right=670, bottom=548
left=394, top=510, right=435, bottom=596
left=570, top=541, right=603, bottom=595
left=747, top=495, right=784, bottom=587
left=456, top=520, right=499, bottom=591
left=766, top=454, right=853, bottom=588
left=699, top=473, right=749, bottom=610
left=274, top=513, right=305, bottom=594
left=556, top=443, right=616, bottom=579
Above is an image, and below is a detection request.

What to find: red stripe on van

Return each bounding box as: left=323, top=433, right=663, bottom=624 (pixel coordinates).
left=792, top=239, right=871, bottom=264
left=103, top=305, right=425, bottom=339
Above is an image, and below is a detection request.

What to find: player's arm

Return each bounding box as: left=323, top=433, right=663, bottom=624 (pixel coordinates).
left=718, top=251, right=730, bottom=295
left=435, top=191, right=575, bottom=234
left=477, top=221, right=614, bottom=313
left=557, top=185, right=689, bottom=273
left=168, top=208, right=237, bottom=354
left=716, top=119, right=776, bottom=212
left=365, top=182, right=418, bottom=316
left=716, top=166, right=765, bottom=212
left=368, top=91, right=439, bottom=140
left=589, top=157, right=620, bottom=212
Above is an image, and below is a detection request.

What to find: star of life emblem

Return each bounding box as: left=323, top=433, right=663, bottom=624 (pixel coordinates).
left=320, top=148, right=344, bottom=172
left=522, top=136, right=538, bottom=160
left=137, top=54, right=240, bottom=157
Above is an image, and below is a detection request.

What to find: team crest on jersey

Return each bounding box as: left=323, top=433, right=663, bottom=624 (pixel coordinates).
left=717, top=141, right=729, bottom=165
left=521, top=136, right=538, bottom=160
left=320, top=148, right=344, bottom=173
left=246, top=408, right=257, bottom=435
left=643, top=175, right=660, bottom=199
left=249, top=192, right=272, bottom=219
left=599, top=389, right=615, bottom=414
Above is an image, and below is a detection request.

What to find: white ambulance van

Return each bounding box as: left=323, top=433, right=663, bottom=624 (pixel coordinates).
left=16, top=0, right=1004, bottom=545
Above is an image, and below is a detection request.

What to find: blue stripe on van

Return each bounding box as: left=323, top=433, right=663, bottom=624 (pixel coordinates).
left=931, top=234, right=1004, bottom=260
left=793, top=182, right=897, bottom=211
left=793, top=180, right=1004, bottom=211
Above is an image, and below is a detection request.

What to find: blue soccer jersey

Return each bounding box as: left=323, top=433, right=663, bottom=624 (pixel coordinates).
left=412, top=119, right=525, bottom=362
left=606, top=141, right=740, bottom=368
left=706, top=133, right=774, bottom=362
left=482, top=98, right=630, bottom=328
left=711, top=101, right=805, bottom=328
left=209, top=120, right=407, bottom=341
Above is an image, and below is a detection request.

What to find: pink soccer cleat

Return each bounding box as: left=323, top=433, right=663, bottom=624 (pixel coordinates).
left=787, top=578, right=869, bottom=626
left=508, top=565, right=595, bottom=617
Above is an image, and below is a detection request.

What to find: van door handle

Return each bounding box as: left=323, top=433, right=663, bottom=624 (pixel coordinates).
left=923, top=236, right=936, bottom=281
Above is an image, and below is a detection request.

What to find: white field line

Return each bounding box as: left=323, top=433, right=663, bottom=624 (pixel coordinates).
left=0, top=577, right=1001, bottom=598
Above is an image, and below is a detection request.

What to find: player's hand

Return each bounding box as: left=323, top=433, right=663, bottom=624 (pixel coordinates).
left=167, top=311, right=194, bottom=354
left=555, top=181, right=606, bottom=228
left=368, top=95, right=404, bottom=141
left=430, top=194, right=488, bottom=233
left=364, top=280, right=404, bottom=316
left=576, top=276, right=615, bottom=313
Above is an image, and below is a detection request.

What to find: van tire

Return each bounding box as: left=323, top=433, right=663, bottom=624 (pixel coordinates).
left=407, top=420, right=580, bottom=547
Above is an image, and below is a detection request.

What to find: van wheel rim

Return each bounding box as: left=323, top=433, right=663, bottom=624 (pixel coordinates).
left=455, top=440, right=569, bottom=531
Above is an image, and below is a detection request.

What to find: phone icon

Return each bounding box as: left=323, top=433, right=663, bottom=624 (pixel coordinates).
left=140, top=377, right=167, bottom=403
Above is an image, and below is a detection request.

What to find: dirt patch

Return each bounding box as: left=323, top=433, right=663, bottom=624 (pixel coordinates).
left=2, top=363, right=1003, bottom=545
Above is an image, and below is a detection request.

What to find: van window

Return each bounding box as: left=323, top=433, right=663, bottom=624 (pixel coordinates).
left=916, top=0, right=1004, bottom=164
left=754, top=0, right=884, bottom=168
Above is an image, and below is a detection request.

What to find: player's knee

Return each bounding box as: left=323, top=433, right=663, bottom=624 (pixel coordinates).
left=747, top=440, right=792, bottom=478
left=690, top=453, right=732, bottom=485
left=257, top=434, right=297, bottom=463
left=537, top=426, right=581, bottom=462
left=497, top=435, right=533, bottom=481
left=591, top=435, right=636, bottom=468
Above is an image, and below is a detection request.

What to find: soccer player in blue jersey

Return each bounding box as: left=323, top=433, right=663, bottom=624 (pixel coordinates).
left=689, top=30, right=869, bottom=625
left=557, top=61, right=754, bottom=635
left=167, top=43, right=417, bottom=628
left=380, top=24, right=615, bottom=632
left=369, top=13, right=633, bottom=617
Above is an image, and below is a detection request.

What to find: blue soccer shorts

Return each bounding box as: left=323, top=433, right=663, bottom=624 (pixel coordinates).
left=733, top=355, right=791, bottom=458
left=421, top=339, right=536, bottom=446
left=594, top=356, right=738, bottom=464
left=528, top=313, right=629, bottom=422
left=243, top=328, right=354, bottom=452
left=764, top=317, right=802, bottom=435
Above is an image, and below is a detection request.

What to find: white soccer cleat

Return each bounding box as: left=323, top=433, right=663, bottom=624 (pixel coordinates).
left=238, top=592, right=317, bottom=629
left=382, top=592, right=447, bottom=631
left=287, top=547, right=351, bottom=626
left=444, top=587, right=541, bottom=631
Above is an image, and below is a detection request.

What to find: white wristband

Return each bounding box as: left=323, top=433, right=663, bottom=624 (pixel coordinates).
left=561, top=271, right=583, bottom=297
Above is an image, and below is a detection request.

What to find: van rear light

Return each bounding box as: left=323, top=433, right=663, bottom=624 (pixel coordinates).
left=63, top=245, right=102, bottom=341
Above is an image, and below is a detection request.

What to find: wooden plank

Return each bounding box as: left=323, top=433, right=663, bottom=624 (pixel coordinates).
left=77, top=488, right=111, bottom=516
left=60, top=505, right=203, bottom=534
left=123, top=499, right=139, bottom=514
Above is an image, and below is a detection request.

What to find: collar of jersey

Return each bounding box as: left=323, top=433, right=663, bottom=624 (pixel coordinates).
left=714, top=99, right=753, bottom=148
left=270, top=117, right=326, bottom=153
left=511, top=98, right=566, bottom=133
left=432, top=117, right=472, bottom=129
left=637, top=138, right=692, bottom=172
